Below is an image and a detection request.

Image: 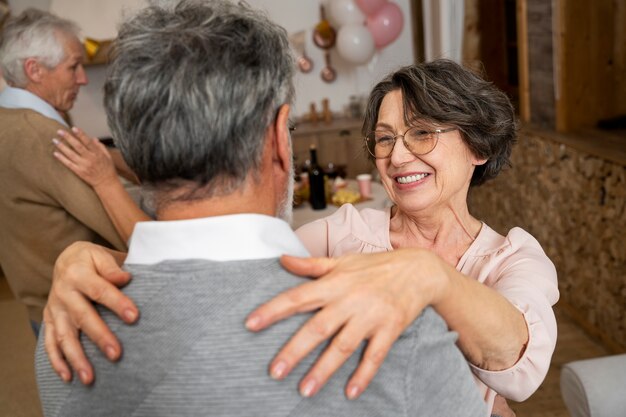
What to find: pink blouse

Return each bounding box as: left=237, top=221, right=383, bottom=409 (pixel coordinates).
left=295, top=204, right=559, bottom=412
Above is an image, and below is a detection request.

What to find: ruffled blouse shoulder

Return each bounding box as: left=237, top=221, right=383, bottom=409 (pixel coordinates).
left=295, top=204, right=392, bottom=257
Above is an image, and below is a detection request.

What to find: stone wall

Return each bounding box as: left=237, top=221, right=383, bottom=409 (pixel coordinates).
left=468, top=130, right=626, bottom=350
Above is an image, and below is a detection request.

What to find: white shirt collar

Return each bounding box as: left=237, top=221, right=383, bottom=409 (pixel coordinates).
left=0, top=86, right=68, bottom=127
left=125, top=213, right=310, bottom=265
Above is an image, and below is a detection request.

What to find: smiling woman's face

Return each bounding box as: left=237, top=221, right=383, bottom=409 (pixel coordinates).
left=374, top=90, right=486, bottom=215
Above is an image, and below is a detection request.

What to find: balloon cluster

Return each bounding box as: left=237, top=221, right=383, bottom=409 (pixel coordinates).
left=330, top=0, right=404, bottom=65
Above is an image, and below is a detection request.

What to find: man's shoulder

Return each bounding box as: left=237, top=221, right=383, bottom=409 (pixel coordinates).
left=124, top=258, right=306, bottom=298
left=0, top=108, right=65, bottom=140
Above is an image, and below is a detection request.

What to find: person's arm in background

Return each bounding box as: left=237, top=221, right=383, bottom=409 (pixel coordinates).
left=108, top=147, right=139, bottom=184
left=52, top=127, right=150, bottom=243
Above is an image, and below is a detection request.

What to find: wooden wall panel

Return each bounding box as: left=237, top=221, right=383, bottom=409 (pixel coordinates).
left=516, top=0, right=530, bottom=122
left=527, top=0, right=555, bottom=128
left=556, top=0, right=626, bottom=131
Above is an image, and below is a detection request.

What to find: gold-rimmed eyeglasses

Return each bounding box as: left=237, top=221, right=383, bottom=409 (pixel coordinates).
left=364, top=127, right=457, bottom=159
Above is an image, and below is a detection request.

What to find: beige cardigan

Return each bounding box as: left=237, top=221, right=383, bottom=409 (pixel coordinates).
left=0, top=108, right=126, bottom=323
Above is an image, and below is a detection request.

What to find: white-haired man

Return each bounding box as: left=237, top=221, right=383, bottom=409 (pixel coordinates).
left=0, top=9, right=126, bottom=334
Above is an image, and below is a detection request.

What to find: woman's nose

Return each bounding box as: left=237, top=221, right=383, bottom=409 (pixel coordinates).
left=389, top=136, right=415, bottom=166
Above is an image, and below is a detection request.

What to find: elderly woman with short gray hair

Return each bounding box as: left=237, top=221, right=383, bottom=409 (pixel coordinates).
left=249, top=60, right=559, bottom=416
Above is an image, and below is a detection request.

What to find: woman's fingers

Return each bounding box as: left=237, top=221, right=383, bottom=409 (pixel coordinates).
left=344, top=325, right=400, bottom=399
left=69, top=126, right=93, bottom=147
left=246, top=278, right=329, bottom=331
left=52, top=308, right=95, bottom=385
left=55, top=244, right=138, bottom=324
left=43, top=242, right=138, bottom=383
left=57, top=129, right=88, bottom=154
left=268, top=303, right=348, bottom=380
left=296, top=316, right=370, bottom=398
left=42, top=308, right=72, bottom=383
left=52, top=128, right=116, bottom=186
left=279, top=254, right=337, bottom=278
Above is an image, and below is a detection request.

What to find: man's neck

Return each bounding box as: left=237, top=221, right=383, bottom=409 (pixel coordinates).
left=156, top=180, right=276, bottom=221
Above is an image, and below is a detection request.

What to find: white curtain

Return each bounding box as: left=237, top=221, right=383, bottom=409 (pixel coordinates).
left=422, top=0, right=464, bottom=63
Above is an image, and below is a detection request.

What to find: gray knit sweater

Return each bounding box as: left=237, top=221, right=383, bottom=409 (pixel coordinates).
left=36, top=258, right=486, bottom=417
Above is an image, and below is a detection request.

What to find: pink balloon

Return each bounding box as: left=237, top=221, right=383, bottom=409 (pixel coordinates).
left=355, top=0, right=388, bottom=16
left=366, top=2, right=404, bottom=48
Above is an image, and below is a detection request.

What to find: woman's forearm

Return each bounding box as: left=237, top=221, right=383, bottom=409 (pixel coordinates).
left=93, top=178, right=151, bottom=243
left=433, top=261, right=529, bottom=371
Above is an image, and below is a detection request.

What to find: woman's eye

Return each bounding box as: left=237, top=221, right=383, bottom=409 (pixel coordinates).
left=375, top=134, right=394, bottom=144
left=408, top=129, right=429, bottom=139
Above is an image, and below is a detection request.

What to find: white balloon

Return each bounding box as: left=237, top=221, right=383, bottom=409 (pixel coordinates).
left=329, top=0, right=365, bottom=27
left=336, top=23, right=375, bottom=65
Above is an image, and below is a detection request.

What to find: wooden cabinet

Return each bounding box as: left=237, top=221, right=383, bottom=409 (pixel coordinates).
left=291, top=118, right=374, bottom=179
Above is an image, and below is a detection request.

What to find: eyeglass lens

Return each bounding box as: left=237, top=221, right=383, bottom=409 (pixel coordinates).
left=367, top=127, right=437, bottom=158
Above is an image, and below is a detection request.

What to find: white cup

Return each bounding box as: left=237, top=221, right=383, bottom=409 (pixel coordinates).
left=356, top=173, right=372, bottom=198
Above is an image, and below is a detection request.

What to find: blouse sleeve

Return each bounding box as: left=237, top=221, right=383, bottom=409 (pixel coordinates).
left=469, top=227, right=559, bottom=401
left=295, top=219, right=331, bottom=258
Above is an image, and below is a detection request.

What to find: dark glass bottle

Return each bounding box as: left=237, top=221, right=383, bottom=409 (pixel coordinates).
left=308, top=145, right=327, bottom=210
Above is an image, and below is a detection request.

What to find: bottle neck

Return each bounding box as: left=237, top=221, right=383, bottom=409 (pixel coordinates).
left=309, top=148, right=318, bottom=166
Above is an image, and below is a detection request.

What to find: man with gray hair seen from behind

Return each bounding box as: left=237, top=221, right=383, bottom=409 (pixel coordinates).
left=35, top=1, right=486, bottom=416
left=0, top=9, right=126, bottom=335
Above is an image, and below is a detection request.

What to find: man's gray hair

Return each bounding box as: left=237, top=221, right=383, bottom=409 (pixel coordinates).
left=0, top=8, right=80, bottom=87
left=105, top=0, right=295, bottom=204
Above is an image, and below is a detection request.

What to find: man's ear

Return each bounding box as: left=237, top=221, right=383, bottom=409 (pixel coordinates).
left=273, top=104, right=291, bottom=173
left=23, top=58, right=44, bottom=83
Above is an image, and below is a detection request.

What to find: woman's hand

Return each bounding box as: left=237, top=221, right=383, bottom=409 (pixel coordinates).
left=52, top=127, right=117, bottom=189
left=43, top=242, right=137, bottom=385
left=52, top=126, right=150, bottom=242
left=245, top=249, right=448, bottom=399
left=492, top=395, right=517, bottom=417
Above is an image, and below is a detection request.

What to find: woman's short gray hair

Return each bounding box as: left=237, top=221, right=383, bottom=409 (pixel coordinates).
left=363, top=60, right=518, bottom=186
left=0, top=9, right=79, bottom=87
left=104, top=0, right=295, bottom=202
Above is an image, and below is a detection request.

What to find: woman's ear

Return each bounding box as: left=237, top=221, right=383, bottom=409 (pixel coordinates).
left=473, top=157, right=488, bottom=166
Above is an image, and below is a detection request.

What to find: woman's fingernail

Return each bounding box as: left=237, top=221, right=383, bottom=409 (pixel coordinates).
left=300, top=378, right=317, bottom=397
left=105, top=345, right=117, bottom=360
left=71, top=126, right=79, bottom=133
left=347, top=384, right=361, bottom=400
left=123, top=309, right=137, bottom=322
left=56, top=130, right=65, bottom=135
left=60, top=371, right=71, bottom=382
left=245, top=314, right=260, bottom=330
left=79, top=370, right=89, bottom=384
left=270, top=360, right=287, bottom=379
left=52, top=138, right=60, bottom=145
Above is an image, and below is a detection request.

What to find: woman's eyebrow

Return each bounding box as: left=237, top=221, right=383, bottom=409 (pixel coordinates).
left=374, top=122, right=394, bottom=130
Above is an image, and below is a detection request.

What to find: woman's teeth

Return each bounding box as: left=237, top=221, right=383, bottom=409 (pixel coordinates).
left=396, top=173, right=428, bottom=184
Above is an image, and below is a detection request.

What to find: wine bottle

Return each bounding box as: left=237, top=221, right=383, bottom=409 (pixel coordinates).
left=308, top=145, right=327, bottom=210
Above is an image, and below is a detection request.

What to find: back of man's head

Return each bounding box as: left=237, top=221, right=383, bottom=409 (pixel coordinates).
left=105, top=0, right=295, bottom=204
left=0, top=8, right=79, bottom=87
